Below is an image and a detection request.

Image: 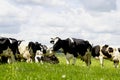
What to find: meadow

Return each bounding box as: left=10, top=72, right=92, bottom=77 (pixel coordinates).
left=0, top=53, right=120, bottom=80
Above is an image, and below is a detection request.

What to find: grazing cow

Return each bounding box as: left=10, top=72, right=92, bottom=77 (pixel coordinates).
left=50, top=37, right=92, bottom=66
left=28, top=41, right=46, bottom=61
left=0, top=37, right=21, bottom=63
left=18, top=41, right=47, bottom=62
left=35, top=50, right=59, bottom=64
left=92, top=44, right=120, bottom=68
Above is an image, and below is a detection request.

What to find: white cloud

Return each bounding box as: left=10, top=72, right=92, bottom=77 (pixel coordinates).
left=12, top=0, right=67, bottom=7
left=0, top=0, right=28, bottom=34
left=0, top=0, right=120, bottom=47
left=80, top=0, right=116, bottom=12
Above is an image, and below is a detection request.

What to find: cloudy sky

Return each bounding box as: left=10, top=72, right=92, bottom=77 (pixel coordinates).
left=0, top=0, right=120, bottom=47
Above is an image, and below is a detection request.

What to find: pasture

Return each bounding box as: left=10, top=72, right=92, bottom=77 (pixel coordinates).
left=0, top=53, right=120, bottom=80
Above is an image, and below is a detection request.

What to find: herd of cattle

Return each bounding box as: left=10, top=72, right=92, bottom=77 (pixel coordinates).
left=0, top=37, right=120, bottom=68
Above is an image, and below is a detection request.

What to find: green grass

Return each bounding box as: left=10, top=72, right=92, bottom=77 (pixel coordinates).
left=0, top=53, right=120, bottom=80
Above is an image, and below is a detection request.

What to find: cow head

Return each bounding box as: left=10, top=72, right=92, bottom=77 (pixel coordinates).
left=50, top=37, right=62, bottom=51
left=40, top=45, right=48, bottom=54
left=50, top=37, right=59, bottom=44
left=112, top=48, right=120, bottom=68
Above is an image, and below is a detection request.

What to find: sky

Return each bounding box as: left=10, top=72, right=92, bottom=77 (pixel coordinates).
left=0, top=0, right=120, bottom=47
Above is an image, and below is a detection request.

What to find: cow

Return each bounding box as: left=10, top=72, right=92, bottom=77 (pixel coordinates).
left=50, top=37, right=92, bottom=66
left=18, top=41, right=47, bottom=62
left=28, top=41, right=46, bottom=61
left=92, top=44, right=120, bottom=68
left=35, top=50, right=59, bottom=64
left=0, top=37, right=21, bottom=63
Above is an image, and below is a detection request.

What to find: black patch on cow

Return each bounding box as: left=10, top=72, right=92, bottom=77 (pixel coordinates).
left=118, top=48, right=120, bottom=52
left=37, top=57, right=42, bottom=62
left=92, top=45, right=100, bottom=57
left=9, top=38, right=20, bottom=55
left=101, top=45, right=112, bottom=58
left=108, top=47, right=113, bottom=53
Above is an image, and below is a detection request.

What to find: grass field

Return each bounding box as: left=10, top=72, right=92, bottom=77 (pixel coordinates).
left=0, top=53, right=120, bottom=80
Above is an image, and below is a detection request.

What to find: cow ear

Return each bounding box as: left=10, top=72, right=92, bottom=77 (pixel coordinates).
left=55, top=37, right=60, bottom=39
left=104, top=44, right=109, bottom=47
left=18, top=40, right=24, bottom=46
left=51, top=38, right=53, bottom=39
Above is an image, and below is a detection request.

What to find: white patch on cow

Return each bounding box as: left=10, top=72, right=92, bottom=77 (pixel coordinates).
left=99, top=56, right=104, bottom=67
left=8, top=39, right=12, bottom=44
left=69, top=38, right=74, bottom=43
left=19, top=41, right=29, bottom=48
left=7, top=58, right=12, bottom=64
left=35, top=50, right=43, bottom=64
left=18, top=41, right=32, bottom=63
left=54, top=38, right=59, bottom=45
left=65, top=53, right=74, bottom=64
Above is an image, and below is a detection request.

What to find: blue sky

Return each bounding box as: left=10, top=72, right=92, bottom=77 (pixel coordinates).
left=0, top=0, right=120, bottom=47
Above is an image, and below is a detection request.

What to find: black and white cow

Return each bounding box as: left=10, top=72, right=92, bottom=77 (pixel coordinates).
left=18, top=41, right=48, bottom=62
left=92, top=44, right=120, bottom=68
left=28, top=41, right=43, bottom=61
left=0, top=37, right=21, bottom=63
left=35, top=50, right=59, bottom=64
left=50, top=37, right=92, bottom=66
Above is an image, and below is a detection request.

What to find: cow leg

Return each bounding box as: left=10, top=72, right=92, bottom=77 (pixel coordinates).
left=26, top=58, right=32, bottom=63
left=65, top=53, right=73, bottom=64
left=7, top=55, right=15, bottom=64
left=35, top=56, right=39, bottom=63
left=1, top=56, right=8, bottom=63
left=84, top=49, right=91, bottom=66
left=40, top=60, right=43, bottom=64
left=72, top=57, right=76, bottom=65
left=35, top=56, right=43, bottom=64
left=7, top=58, right=12, bottom=64
left=113, top=60, right=119, bottom=68
left=113, top=57, right=119, bottom=68
left=66, top=56, right=70, bottom=64
left=99, top=56, right=104, bottom=67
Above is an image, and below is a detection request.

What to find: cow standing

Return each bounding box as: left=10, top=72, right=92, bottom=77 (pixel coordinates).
left=50, top=37, right=92, bottom=66
left=0, top=37, right=21, bottom=63
left=92, top=44, right=120, bottom=68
